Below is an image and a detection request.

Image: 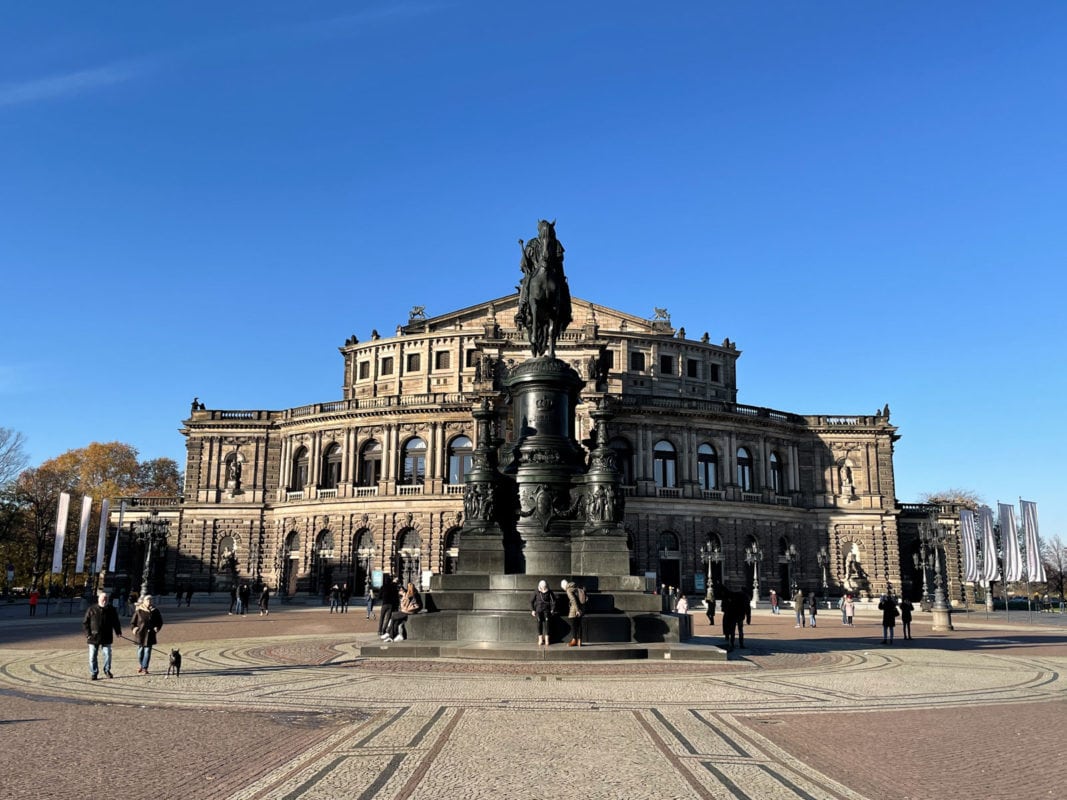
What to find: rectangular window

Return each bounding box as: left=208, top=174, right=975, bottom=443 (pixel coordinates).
left=687, top=359, right=699, bottom=378
left=406, top=353, right=421, bottom=372
left=660, top=355, right=674, bottom=376
left=380, top=356, right=394, bottom=376
left=630, top=351, right=646, bottom=371
left=603, top=350, right=615, bottom=369
left=709, top=364, right=721, bottom=382
left=435, top=350, right=451, bottom=370
left=358, top=361, right=370, bottom=380
left=466, top=350, right=479, bottom=367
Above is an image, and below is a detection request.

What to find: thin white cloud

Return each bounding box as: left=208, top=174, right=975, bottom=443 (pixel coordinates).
left=0, top=62, right=140, bottom=109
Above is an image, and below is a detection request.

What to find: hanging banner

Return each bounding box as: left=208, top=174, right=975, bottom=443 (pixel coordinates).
left=978, top=505, right=1000, bottom=582
left=51, top=492, right=71, bottom=574
left=959, top=509, right=979, bottom=582
left=95, top=498, right=110, bottom=573
left=999, top=503, right=1023, bottom=583
left=75, top=496, right=92, bottom=573
left=1020, top=500, right=1046, bottom=583
left=109, top=500, right=125, bottom=572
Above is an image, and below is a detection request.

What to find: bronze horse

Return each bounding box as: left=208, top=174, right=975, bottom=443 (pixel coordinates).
left=516, top=219, right=572, bottom=358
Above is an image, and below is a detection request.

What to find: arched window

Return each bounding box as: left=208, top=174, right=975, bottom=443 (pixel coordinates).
left=358, top=440, right=382, bottom=487
left=321, top=443, right=342, bottom=489
left=396, top=528, right=422, bottom=587
left=608, top=437, right=634, bottom=486
left=291, top=446, right=309, bottom=490
left=736, top=447, right=753, bottom=491
left=658, top=531, right=680, bottom=552
left=401, top=437, right=427, bottom=485
left=447, top=436, right=473, bottom=485
left=697, top=443, right=718, bottom=491
left=769, top=451, right=783, bottom=494
left=653, top=440, right=677, bottom=488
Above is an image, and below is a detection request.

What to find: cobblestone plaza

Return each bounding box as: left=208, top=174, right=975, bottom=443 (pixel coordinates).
left=1, top=601, right=1064, bottom=799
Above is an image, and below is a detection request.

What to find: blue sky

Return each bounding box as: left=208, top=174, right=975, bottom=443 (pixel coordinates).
left=1, top=2, right=1064, bottom=537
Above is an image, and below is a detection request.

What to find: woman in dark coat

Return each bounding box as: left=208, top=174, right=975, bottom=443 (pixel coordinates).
left=899, top=598, right=914, bottom=640
left=878, top=594, right=899, bottom=645
left=530, top=580, right=556, bottom=646
left=131, top=594, right=164, bottom=674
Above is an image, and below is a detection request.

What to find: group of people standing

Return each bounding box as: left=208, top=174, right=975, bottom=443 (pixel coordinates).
left=530, top=579, right=586, bottom=647
left=83, top=590, right=164, bottom=679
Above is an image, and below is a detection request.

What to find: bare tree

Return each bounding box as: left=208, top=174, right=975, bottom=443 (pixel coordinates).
left=919, top=488, right=983, bottom=509
left=0, top=427, right=29, bottom=487
left=1042, top=536, right=1066, bottom=600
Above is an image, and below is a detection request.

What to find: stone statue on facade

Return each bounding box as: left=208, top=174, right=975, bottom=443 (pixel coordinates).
left=515, top=219, right=572, bottom=358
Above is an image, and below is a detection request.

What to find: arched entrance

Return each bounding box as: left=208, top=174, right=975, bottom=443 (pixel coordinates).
left=353, top=529, right=376, bottom=594
left=443, top=528, right=460, bottom=575
left=657, top=531, right=680, bottom=591
left=312, top=530, right=334, bottom=596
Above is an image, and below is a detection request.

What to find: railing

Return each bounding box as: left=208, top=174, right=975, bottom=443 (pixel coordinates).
left=621, top=485, right=637, bottom=497
left=398, top=485, right=423, bottom=496
left=656, top=487, right=682, bottom=498
left=775, top=495, right=792, bottom=507
left=285, top=392, right=472, bottom=418
left=741, top=492, right=762, bottom=503
left=701, top=489, right=725, bottom=501
left=317, top=488, right=337, bottom=499
left=354, top=486, right=379, bottom=497
left=286, top=490, right=304, bottom=501
left=614, top=395, right=805, bottom=424
left=445, top=484, right=466, bottom=494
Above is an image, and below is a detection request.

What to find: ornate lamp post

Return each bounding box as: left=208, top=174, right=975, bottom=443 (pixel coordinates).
left=817, top=546, right=829, bottom=605
left=744, top=542, right=762, bottom=608
left=699, top=539, right=722, bottom=605
left=912, top=547, right=932, bottom=606
left=132, top=511, right=169, bottom=597
left=920, top=513, right=954, bottom=631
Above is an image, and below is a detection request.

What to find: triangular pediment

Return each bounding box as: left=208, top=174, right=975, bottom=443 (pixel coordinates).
left=403, top=294, right=664, bottom=336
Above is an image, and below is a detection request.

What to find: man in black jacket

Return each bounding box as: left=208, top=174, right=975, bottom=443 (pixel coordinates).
left=83, top=591, right=122, bottom=680
left=378, top=576, right=400, bottom=639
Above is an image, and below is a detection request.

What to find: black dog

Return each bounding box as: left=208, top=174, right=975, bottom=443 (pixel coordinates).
left=166, top=649, right=182, bottom=678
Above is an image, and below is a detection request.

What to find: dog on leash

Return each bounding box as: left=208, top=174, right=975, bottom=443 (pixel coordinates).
left=166, top=649, right=182, bottom=678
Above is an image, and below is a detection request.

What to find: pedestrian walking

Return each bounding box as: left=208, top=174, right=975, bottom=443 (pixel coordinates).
left=228, top=585, right=237, bottom=615
left=259, top=585, right=270, bottom=616
left=878, top=593, right=899, bottom=644
left=184, top=586, right=192, bottom=607
left=340, top=582, right=351, bottom=613
left=705, top=585, right=716, bottom=627
left=28, top=588, right=39, bottom=617
left=899, top=597, right=914, bottom=640
left=808, top=592, right=818, bottom=628
left=364, top=583, right=376, bottom=620
left=793, top=588, right=807, bottom=628
left=238, top=583, right=250, bottom=615
left=843, top=594, right=855, bottom=626
left=83, top=591, right=122, bottom=680
left=562, top=578, right=585, bottom=647
left=530, top=579, right=556, bottom=646
left=130, top=594, right=164, bottom=674
left=378, top=577, right=399, bottom=637
left=723, top=590, right=745, bottom=650
left=769, top=588, right=779, bottom=614
left=328, top=583, right=341, bottom=613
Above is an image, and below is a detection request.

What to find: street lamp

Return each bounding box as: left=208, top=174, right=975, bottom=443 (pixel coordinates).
left=132, top=511, right=169, bottom=597
left=786, top=543, right=798, bottom=595
left=699, top=539, right=722, bottom=604
left=919, top=512, right=954, bottom=631
left=912, top=548, right=931, bottom=606
left=744, top=542, right=762, bottom=608
left=817, top=546, right=829, bottom=604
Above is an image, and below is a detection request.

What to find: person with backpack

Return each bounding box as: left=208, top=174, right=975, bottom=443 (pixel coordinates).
left=561, top=579, right=585, bottom=647
left=530, top=580, right=556, bottom=646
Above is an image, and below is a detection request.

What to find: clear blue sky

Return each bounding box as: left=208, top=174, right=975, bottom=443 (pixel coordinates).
left=2, top=2, right=1064, bottom=538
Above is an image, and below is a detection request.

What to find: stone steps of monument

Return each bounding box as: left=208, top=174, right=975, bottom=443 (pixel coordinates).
left=359, top=639, right=727, bottom=662
left=431, top=573, right=646, bottom=593
left=422, top=589, right=660, bottom=614
left=404, top=609, right=686, bottom=644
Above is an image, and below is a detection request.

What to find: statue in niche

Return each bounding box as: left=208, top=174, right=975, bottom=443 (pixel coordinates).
left=839, top=463, right=855, bottom=497
left=227, top=455, right=243, bottom=493
left=514, top=219, right=572, bottom=358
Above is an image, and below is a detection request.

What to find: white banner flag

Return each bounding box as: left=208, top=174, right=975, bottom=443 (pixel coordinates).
left=95, top=498, right=110, bottom=573
left=978, top=505, right=1000, bottom=582
left=51, top=492, right=71, bottom=574
left=999, top=503, right=1023, bottom=582
left=75, top=496, right=92, bottom=573
left=959, top=509, right=979, bottom=582
left=109, top=500, right=125, bottom=572
left=1021, top=500, right=1046, bottom=583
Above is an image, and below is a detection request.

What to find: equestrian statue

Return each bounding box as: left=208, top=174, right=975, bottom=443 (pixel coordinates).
left=515, top=219, right=573, bottom=358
